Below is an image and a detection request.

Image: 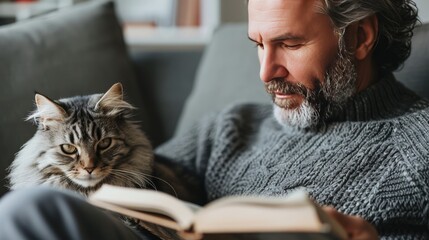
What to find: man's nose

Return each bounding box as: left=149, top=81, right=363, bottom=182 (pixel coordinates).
left=259, top=48, right=288, bottom=83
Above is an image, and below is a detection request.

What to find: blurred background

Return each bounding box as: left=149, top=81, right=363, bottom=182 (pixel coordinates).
left=0, top=0, right=427, bottom=51
left=0, top=0, right=428, bottom=144
left=0, top=0, right=249, bottom=49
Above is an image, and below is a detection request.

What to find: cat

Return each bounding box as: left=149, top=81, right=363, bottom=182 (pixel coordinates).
left=7, top=83, right=154, bottom=196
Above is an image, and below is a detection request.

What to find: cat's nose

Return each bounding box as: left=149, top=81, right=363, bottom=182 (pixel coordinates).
left=84, top=167, right=95, bottom=174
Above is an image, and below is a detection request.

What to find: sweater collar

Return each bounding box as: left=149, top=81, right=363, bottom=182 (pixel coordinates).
left=332, top=74, right=422, bottom=122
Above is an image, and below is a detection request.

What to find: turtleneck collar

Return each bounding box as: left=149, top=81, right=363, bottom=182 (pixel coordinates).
left=332, top=74, right=423, bottom=122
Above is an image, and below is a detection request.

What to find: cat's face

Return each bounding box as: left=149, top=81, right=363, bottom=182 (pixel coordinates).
left=9, top=83, right=153, bottom=195
left=42, top=105, right=132, bottom=188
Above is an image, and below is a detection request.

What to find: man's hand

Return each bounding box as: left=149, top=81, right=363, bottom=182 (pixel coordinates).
left=323, top=207, right=379, bottom=240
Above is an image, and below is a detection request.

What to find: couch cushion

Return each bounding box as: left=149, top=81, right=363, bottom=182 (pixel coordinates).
left=0, top=1, right=151, bottom=195
left=175, top=23, right=269, bottom=136
left=176, top=22, right=429, bottom=136
left=394, top=23, right=429, bottom=98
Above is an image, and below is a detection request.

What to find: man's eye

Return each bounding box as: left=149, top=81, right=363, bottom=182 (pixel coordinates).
left=254, top=43, right=264, bottom=49
left=98, top=138, right=112, bottom=150
left=60, top=144, right=77, bottom=154
left=283, top=43, right=302, bottom=49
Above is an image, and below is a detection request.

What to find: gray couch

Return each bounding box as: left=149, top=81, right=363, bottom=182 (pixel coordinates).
left=0, top=1, right=428, bottom=196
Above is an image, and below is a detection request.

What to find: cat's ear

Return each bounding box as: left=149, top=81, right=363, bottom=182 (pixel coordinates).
left=27, top=93, right=67, bottom=129
left=94, top=83, right=135, bottom=116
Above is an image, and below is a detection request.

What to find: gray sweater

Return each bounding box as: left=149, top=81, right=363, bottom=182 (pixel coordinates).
left=156, top=75, right=429, bottom=239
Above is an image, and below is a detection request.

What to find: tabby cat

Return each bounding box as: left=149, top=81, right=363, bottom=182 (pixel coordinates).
left=8, top=83, right=153, bottom=196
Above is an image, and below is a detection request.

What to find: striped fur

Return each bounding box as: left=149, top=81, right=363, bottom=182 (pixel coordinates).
left=8, top=83, right=153, bottom=196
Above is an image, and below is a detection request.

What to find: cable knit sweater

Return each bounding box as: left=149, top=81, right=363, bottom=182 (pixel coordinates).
left=155, top=75, right=429, bottom=239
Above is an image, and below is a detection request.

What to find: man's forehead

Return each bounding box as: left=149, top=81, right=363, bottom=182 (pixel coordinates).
left=248, top=0, right=324, bottom=24
left=248, top=0, right=328, bottom=40
left=248, top=0, right=321, bottom=14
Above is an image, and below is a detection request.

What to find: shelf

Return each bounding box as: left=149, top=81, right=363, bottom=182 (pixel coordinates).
left=123, top=25, right=214, bottom=52
left=0, top=2, right=57, bottom=21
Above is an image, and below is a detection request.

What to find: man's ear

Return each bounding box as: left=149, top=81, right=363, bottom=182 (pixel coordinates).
left=354, top=14, right=378, bottom=60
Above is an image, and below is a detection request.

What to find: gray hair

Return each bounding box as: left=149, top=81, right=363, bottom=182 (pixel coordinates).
left=247, top=0, right=419, bottom=73
left=317, top=0, right=419, bottom=73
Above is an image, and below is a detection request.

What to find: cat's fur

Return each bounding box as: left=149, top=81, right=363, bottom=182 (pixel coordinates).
left=8, top=83, right=153, bottom=196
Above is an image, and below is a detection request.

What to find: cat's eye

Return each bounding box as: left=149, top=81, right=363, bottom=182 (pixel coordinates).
left=60, top=144, right=77, bottom=154
left=98, top=138, right=112, bottom=150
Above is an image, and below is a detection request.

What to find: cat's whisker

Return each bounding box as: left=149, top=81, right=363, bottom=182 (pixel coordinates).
left=115, top=171, right=156, bottom=191
left=113, top=168, right=178, bottom=197
left=111, top=168, right=148, bottom=180
left=139, top=176, right=157, bottom=190
left=141, top=173, right=178, bottom=198
left=8, top=85, right=154, bottom=198
left=108, top=171, right=148, bottom=189
left=112, top=169, right=154, bottom=186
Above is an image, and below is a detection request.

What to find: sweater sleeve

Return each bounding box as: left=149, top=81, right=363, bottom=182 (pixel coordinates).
left=154, top=113, right=217, bottom=178
left=366, top=157, right=429, bottom=239
left=374, top=110, right=429, bottom=239
left=380, top=231, right=429, bottom=240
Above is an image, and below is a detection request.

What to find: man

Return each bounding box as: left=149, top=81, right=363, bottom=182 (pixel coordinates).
left=0, top=0, right=427, bottom=239
left=155, top=0, right=428, bottom=238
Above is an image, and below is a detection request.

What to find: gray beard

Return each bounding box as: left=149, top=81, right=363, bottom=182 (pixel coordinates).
left=271, top=50, right=357, bottom=129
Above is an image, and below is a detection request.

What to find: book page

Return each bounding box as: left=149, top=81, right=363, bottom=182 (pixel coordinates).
left=89, top=184, right=199, bottom=229
left=194, top=201, right=323, bottom=233
left=193, top=189, right=346, bottom=239
left=90, top=199, right=183, bottom=231
left=199, top=189, right=312, bottom=210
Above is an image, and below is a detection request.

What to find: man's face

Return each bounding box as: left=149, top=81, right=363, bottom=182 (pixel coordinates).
left=248, top=0, right=357, bottom=128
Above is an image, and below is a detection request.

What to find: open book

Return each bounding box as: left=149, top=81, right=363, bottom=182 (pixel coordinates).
left=88, top=185, right=348, bottom=240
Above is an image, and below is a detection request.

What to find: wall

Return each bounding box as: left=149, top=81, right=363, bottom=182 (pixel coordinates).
left=221, top=0, right=429, bottom=24
left=415, top=0, right=429, bottom=23
left=220, top=0, right=247, bottom=23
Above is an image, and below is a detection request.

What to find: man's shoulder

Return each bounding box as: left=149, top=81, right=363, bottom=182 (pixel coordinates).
left=394, top=99, right=429, bottom=126
left=390, top=103, right=429, bottom=157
